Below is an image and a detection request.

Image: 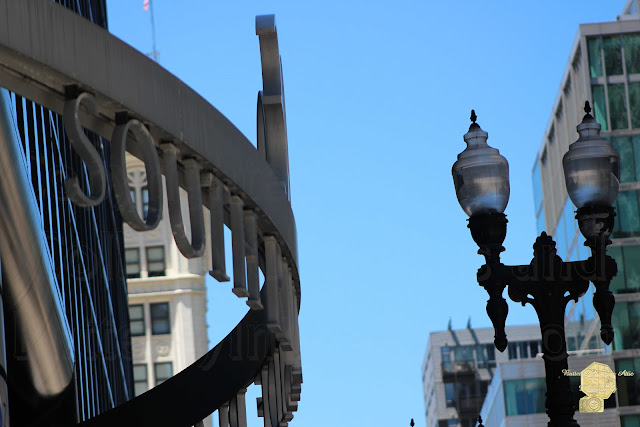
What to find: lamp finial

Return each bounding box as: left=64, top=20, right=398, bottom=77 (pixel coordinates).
left=584, top=101, right=592, bottom=115
left=471, top=109, right=477, bottom=124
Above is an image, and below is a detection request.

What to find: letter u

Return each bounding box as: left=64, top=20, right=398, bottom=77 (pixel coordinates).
left=161, top=142, right=205, bottom=258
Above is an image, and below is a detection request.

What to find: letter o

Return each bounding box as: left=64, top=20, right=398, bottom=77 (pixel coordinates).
left=110, top=119, right=162, bottom=231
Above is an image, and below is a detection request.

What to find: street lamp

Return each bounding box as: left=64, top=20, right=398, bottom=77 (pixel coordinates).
left=451, top=102, right=619, bottom=427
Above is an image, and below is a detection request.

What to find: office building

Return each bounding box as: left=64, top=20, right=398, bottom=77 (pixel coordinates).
left=125, top=153, right=212, bottom=427
left=475, top=1, right=640, bottom=425
left=422, top=323, right=541, bottom=427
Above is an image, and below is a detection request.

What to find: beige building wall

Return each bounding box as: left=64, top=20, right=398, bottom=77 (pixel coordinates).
left=125, top=153, right=212, bottom=427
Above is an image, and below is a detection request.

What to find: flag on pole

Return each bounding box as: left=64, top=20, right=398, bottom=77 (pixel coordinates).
left=143, top=0, right=149, bottom=11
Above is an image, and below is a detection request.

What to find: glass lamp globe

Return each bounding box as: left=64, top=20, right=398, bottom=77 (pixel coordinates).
left=563, top=102, right=620, bottom=209
left=452, top=111, right=510, bottom=217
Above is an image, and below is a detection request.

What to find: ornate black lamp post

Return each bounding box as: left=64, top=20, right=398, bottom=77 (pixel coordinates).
left=451, top=103, right=620, bottom=427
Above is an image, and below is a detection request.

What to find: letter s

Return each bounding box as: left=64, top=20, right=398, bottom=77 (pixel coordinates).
left=63, top=93, right=106, bottom=207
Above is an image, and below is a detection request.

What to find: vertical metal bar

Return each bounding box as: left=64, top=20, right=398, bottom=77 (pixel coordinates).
left=290, top=290, right=302, bottom=405
left=293, top=290, right=302, bottom=370
left=283, top=268, right=295, bottom=421
left=237, top=388, right=248, bottom=427
left=203, top=172, right=229, bottom=282
left=229, top=395, right=238, bottom=427
left=287, top=270, right=295, bottom=353
left=244, top=210, right=262, bottom=310
left=268, top=358, right=279, bottom=427
left=273, top=349, right=283, bottom=424
left=230, top=196, right=248, bottom=297
left=218, top=402, right=230, bottom=427
left=264, top=237, right=280, bottom=333
left=260, top=365, right=271, bottom=427
left=277, top=257, right=292, bottom=351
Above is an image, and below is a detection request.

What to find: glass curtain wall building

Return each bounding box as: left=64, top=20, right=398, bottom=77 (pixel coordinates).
left=529, top=2, right=640, bottom=424
left=3, top=1, right=133, bottom=425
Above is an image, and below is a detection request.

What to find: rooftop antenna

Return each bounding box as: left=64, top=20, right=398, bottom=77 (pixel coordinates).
left=144, top=0, right=159, bottom=61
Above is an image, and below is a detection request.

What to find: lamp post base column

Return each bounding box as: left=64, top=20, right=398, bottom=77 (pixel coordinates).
left=543, top=354, right=579, bottom=427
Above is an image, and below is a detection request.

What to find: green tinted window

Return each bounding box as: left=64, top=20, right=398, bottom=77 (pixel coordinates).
left=614, top=301, right=640, bottom=350
left=614, top=191, right=640, bottom=238
left=504, top=378, right=546, bottom=416
left=613, top=302, right=630, bottom=350
left=611, top=136, right=634, bottom=182
left=634, top=135, right=640, bottom=180
left=604, top=36, right=623, bottom=75
left=616, top=358, right=640, bottom=406
left=629, top=83, right=640, bottom=128
left=592, top=85, right=608, bottom=130
left=623, top=414, right=640, bottom=427
left=588, top=38, right=603, bottom=78
left=608, top=84, right=628, bottom=130
left=624, top=246, right=640, bottom=293
left=624, top=34, right=640, bottom=74
left=611, top=246, right=640, bottom=294
left=609, top=246, right=625, bottom=293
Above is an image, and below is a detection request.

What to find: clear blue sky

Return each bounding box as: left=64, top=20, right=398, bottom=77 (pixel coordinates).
left=106, top=1, right=627, bottom=426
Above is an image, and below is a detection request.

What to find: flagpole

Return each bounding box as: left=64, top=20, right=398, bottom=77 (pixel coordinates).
left=148, top=0, right=158, bottom=61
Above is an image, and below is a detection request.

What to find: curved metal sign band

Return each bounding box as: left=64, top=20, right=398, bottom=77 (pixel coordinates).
left=110, top=119, right=163, bottom=231
left=62, top=93, right=106, bottom=207
left=0, top=1, right=298, bottom=294
left=76, top=291, right=274, bottom=427
left=161, top=143, right=206, bottom=258
left=0, top=4, right=302, bottom=424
